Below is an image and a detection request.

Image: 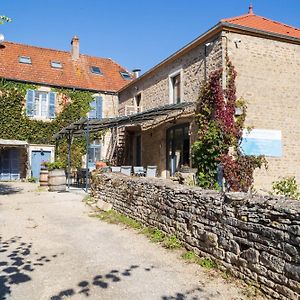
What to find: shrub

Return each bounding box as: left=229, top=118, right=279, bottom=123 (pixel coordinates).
left=272, top=176, right=300, bottom=200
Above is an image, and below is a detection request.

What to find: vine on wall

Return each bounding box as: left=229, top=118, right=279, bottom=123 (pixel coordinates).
left=192, top=58, right=266, bottom=192
left=0, top=80, right=96, bottom=168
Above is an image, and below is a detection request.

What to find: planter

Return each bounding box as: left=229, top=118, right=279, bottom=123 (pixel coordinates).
left=96, top=161, right=107, bottom=169
left=39, top=169, right=49, bottom=187
left=48, top=169, right=66, bottom=192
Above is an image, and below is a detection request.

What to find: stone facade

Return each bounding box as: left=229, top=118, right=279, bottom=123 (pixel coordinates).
left=117, top=34, right=223, bottom=177
left=226, top=31, right=300, bottom=192
left=119, top=34, right=223, bottom=114
left=118, top=28, right=300, bottom=192
left=92, top=173, right=300, bottom=300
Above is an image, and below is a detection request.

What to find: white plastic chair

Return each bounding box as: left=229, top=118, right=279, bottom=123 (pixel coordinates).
left=121, top=166, right=132, bottom=176
left=133, top=166, right=145, bottom=176
left=146, top=166, right=157, bottom=178
left=111, top=166, right=121, bottom=173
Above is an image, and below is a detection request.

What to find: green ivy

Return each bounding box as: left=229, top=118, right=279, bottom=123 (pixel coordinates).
left=0, top=79, right=98, bottom=168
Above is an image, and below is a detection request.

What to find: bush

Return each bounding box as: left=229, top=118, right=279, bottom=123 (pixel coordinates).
left=272, top=176, right=300, bottom=200
left=43, top=161, right=65, bottom=171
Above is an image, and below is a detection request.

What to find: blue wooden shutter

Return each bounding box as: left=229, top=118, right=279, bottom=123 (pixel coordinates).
left=48, top=92, right=56, bottom=118
left=26, top=90, right=34, bottom=116
left=89, top=99, right=97, bottom=119
left=95, top=96, right=103, bottom=119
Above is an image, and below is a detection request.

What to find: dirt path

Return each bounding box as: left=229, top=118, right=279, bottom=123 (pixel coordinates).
left=0, top=182, right=253, bottom=300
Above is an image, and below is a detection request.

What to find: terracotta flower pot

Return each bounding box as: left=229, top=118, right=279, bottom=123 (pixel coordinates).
left=96, top=161, right=107, bottom=169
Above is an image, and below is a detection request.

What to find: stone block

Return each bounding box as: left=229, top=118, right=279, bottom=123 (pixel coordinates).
left=284, top=263, right=300, bottom=281
left=260, top=252, right=285, bottom=273
left=240, top=248, right=260, bottom=264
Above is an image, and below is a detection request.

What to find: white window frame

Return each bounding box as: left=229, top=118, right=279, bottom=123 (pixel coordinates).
left=169, top=68, right=183, bottom=104
left=34, top=91, right=49, bottom=118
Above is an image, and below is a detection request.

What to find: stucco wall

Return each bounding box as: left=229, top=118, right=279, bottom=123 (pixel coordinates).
left=226, top=32, right=300, bottom=192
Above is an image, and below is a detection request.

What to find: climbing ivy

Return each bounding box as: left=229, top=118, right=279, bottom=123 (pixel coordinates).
left=0, top=79, right=97, bottom=168
left=191, top=58, right=267, bottom=192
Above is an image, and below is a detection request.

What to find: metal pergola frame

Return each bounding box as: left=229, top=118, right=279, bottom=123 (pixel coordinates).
left=52, top=102, right=195, bottom=192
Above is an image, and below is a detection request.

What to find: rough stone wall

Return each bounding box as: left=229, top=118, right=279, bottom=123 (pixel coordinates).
left=118, top=33, right=223, bottom=115
left=226, top=32, right=300, bottom=192
left=92, top=173, right=300, bottom=300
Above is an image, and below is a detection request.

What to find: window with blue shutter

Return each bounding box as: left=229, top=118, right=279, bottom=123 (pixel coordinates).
left=48, top=92, right=56, bottom=118
left=26, top=90, right=35, bottom=117
left=89, top=96, right=103, bottom=119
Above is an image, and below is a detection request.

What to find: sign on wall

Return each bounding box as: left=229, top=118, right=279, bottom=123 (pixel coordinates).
left=240, top=129, right=282, bottom=157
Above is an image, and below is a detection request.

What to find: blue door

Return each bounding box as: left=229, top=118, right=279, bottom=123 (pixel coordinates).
left=0, top=148, right=21, bottom=181
left=31, top=151, right=51, bottom=179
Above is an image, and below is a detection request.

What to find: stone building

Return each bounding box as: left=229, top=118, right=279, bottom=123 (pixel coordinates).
left=0, top=37, right=132, bottom=180
left=118, top=6, right=300, bottom=192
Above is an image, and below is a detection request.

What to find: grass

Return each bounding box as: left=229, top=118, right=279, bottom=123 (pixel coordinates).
left=163, top=235, right=182, bottom=249
left=181, top=251, right=217, bottom=269
left=95, top=210, right=143, bottom=230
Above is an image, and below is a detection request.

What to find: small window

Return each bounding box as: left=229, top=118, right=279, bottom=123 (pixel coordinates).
left=19, top=56, right=32, bottom=64
left=51, top=61, right=62, bottom=69
left=90, top=66, right=103, bottom=75
left=170, top=73, right=181, bottom=104
left=120, top=71, right=131, bottom=80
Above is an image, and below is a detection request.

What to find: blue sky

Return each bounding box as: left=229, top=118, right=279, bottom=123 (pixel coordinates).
left=1, top=1, right=300, bottom=73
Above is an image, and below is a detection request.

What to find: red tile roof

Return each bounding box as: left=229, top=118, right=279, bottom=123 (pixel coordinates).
left=222, top=7, right=300, bottom=39
left=0, top=41, right=132, bottom=92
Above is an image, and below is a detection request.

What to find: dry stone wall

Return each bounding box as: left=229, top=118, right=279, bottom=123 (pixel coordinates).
left=91, top=173, right=300, bottom=300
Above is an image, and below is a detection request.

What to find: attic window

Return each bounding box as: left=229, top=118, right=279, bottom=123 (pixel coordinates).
left=90, top=66, right=103, bottom=75
left=120, top=71, right=131, bottom=80
left=51, top=61, right=62, bottom=69
left=19, top=56, right=32, bottom=64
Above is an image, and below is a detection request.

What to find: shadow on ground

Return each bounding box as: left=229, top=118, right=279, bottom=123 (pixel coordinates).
left=0, top=235, right=60, bottom=300
left=161, top=286, right=221, bottom=300
left=50, top=264, right=155, bottom=299
left=0, top=183, right=23, bottom=195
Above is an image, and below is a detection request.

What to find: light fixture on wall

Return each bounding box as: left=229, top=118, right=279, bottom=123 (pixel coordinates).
left=233, top=38, right=242, bottom=48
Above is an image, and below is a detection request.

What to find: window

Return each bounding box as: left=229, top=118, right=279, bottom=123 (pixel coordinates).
left=170, top=73, right=181, bottom=104
left=51, top=61, right=62, bottom=69
left=88, top=140, right=102, bottom=168
left=88, top=96, right=103, bottom=119
left=19, top=56, right=32, bottom=64
left=90, top=66, right=102, bottom=75
left=120, top=71, right=131, bottom=80
left=26, top=90, right=56, bottom=118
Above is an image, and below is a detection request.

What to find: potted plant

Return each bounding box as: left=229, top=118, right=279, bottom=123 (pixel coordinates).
left=44, top=161, right=66, bottom=192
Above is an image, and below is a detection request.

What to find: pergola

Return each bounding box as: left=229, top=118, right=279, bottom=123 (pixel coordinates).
left=52, top=101, right=195, bottom=191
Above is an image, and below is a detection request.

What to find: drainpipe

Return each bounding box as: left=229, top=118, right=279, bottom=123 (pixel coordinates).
left=85, top=117, right=90, bottom=193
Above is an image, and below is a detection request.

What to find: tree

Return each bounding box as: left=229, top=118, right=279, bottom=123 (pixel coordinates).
left=0, top=16, right=11, bottom=25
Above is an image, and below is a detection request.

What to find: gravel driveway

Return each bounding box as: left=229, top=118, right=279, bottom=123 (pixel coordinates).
left=0, top=182, right=252, bottom=300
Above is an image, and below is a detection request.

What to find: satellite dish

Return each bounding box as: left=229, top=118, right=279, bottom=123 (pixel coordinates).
left=0, top=34, right=5, bottom=44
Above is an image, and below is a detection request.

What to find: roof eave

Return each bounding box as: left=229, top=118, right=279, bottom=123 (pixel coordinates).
left=118, top=22, right=224, bottom=93
left=0, top=77, right=119, bottom=94
left=222, top=22, right=300, bottom=44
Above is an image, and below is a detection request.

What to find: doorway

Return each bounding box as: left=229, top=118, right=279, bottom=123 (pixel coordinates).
left=167, top=124, right=190, bottom=176
left=31, top=150, right=51, bottom=179
left=0, top=148, right=21, bottom=180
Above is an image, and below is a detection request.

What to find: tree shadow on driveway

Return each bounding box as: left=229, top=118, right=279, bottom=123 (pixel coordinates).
left=50, top=264, right=155, bottom=299
left=0, top=235, right=60, bottom=300
left=0, top=183, right=23, bottom=195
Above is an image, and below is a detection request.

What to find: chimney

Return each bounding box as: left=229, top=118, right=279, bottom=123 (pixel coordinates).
left=132, top=68, right=141, bottom=78
left=248, top=4, right=254, bottom=14
left=71, top=36, right=79, bottom=60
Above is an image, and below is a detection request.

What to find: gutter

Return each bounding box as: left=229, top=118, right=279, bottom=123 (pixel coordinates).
left=1, top=77, right=119, bottom=95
